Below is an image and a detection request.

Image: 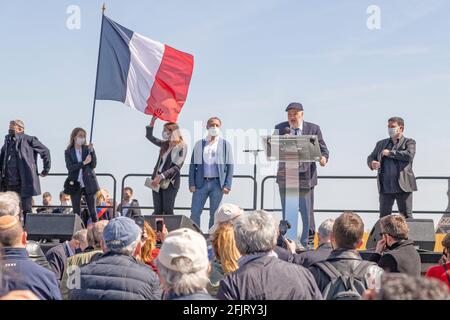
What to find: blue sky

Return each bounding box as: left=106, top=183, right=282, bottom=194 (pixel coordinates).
left=1, top=0, right=449, bottom=231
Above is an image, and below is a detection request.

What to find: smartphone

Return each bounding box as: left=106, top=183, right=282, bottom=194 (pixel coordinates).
left=156, top=218, right=164, bottom=233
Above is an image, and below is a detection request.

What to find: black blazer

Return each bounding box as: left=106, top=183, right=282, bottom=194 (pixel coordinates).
left=367, top=136, right=417, bottom=193
left=117, top=199, right=142, bottom=218
left=274, top=121, right=329, bottom=189
left=146, top=126, right=187, bottom=190
left=64, top=145, right=99, bottom=195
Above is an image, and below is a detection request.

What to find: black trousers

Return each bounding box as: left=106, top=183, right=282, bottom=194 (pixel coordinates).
left=379, top=192, right=413, bottom=218
left=71, top=188, right=98, bottom=226
left=152, top=183, right=178, bottom=215
left=3, top=184, right=32, bottom=225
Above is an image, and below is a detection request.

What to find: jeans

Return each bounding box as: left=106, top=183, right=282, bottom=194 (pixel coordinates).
left=190, top=179, right=224, bottom=229
left=278, top=184, right=312, bottom=247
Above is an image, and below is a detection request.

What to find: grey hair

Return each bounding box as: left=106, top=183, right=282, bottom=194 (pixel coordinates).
left=106, top=234, right=141, bottom=256
left=72, top=229, right=88, bottom=246
left=155, top=257, right=209, bottom=296
left=92, top=220, right=109, bottom=246
left=234, top=210, right=278, bottom=255
left=0, top=191, right=21, bottom=217
left=318, top=219, right=334, bottom=240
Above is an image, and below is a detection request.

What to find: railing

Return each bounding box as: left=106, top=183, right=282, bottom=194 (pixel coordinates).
left=121, top=173, right=258, bottom=212
left=31, top=173, right=117, bottom=212
left=261, top=175, right=450, bottom=215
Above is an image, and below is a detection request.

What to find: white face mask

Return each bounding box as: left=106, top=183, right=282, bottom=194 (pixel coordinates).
left=75, top=137, right=85, bottom=146
left=162, top=131, right=170, bottom=140
left=62, top=200, right=71, bottom=206
left=208, top=127, right=220, bottom=137
left=388, top=127, right=398, bottom=138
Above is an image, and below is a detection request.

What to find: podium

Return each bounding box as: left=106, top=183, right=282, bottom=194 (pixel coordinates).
left=262, top=134, right=321, bottom=245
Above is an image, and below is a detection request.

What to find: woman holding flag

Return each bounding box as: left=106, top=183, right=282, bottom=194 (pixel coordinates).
left=64, top=127, right=100, bottom=227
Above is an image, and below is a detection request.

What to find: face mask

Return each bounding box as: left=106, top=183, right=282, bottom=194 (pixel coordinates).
left=75, top=247, right=83, bottom=254
left=388, top=127, right=398, bottom=138
left=8, top=129, right=15, bottom=136
left=62, top=200, right=71, bottom=206
left=208, top=127, right=220, bottom=137
left=162, top=131, right=170, bottom=140
left=75, top=137, right=85, bottom=146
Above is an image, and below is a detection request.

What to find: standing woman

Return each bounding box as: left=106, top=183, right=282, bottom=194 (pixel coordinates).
left=146, top=115, right=187, bottom=215
left=64, top=128, right=100, bottom=226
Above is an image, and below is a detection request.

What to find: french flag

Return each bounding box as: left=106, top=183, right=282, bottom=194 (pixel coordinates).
left=95, top=15, right=194, bottom=122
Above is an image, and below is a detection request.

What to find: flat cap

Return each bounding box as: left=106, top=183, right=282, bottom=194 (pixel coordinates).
left=285, top=102, right=304, bottom=112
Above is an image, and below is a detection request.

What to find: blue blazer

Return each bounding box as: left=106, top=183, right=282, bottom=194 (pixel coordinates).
left=188, top=138, right=234, bottom=190
left=274, top=121, right=329, bottom=189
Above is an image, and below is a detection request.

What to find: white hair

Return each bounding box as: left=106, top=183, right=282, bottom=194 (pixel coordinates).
left=106, top=234, right=141, bottom=256
left=0, top=191, right=21, bottom=217
left=155, top=257, right=209, bottom=296
left=234, top=210, right=278, bottom=255
left=318, top=219, right=334, bottom=240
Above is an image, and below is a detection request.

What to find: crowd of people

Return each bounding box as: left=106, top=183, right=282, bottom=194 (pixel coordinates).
left=1, top=190, right=450, bottom=300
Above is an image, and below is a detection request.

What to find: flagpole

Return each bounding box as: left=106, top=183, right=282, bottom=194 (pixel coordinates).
left=89, top=3, right=106, bottom=144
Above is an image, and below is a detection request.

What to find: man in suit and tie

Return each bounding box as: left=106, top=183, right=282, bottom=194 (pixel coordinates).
left=367, top=117, right=417, bottom=218
left=274, top=103, right=329, bottom=248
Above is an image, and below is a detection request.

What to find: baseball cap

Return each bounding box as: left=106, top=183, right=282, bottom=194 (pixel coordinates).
left=157, top=228, right=208, bottom=273
left=209, top=203, right=244, bottom=234
left=285, top=102, right=304, bottom=112
left=103, top=216, right=142, bottom=250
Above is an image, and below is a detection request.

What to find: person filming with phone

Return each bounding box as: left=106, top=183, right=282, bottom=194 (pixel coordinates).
left=146, top=114, right=187, bottom=215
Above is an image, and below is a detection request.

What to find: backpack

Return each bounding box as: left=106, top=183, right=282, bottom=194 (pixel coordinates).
left=315, top=260, right=372, bottom=300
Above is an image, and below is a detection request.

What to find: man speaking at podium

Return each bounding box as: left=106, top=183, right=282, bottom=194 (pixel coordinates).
left=367, top=117, right=417, bottom=218
left=274, top=103, right=329, bottom=248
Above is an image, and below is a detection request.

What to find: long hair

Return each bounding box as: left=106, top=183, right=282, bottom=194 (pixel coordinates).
left=140, top=221, right=157, bottom=265
left=160, top=122, right=183, bottom=156
left=67, top=127, right=87, bottom=150
left=212, top=222, right=240, bottom=274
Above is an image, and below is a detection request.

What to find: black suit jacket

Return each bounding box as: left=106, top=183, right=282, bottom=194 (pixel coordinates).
left=274, top=121, right=329, bottom=189
left=146, top=126, right=187, bottom=190
left=117, top=199, right=142, bottom=218
left=367, top=136, right=417, bottom=193
left=64, top=145, right=99, bottom=195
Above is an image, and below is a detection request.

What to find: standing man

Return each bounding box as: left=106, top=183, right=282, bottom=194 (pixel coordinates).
left=189, top=117, right=234, bottom=230
left=0, top=120, right=51, bottom=224
left=274, top=103, right=329, bottom=248
left=367, top=117, right=417, bottom=218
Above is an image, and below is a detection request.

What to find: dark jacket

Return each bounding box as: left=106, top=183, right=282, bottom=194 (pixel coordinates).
left=117, top=199, right=142, bottom=218
left=45, top=242, right=71, bottom=282
left=274, top=121, right=329, bottom=189
left=146, top=126, right=187, bottom=190
left=70, top=252, right=162, bottom=300
left=189, top=138, right=234, bottom=190
left=274, top=243, right=333, bottom=268
left=367, top=136, right=417, bottom=193
left=217, top=254, right=322, bottom=300
left=64, top=145, right=99, bottom=195
left=367, top=239, right=421, bottom=276
left=308, top=249, right=376, bottom=293
left=0, top=133, right=51, bottom=197
left=26, top=240, right=51, bottom=271
left=0, top=247, right=61, bottom=300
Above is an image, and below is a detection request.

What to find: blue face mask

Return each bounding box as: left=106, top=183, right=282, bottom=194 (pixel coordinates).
left=75, top=247, right=83, bottom=254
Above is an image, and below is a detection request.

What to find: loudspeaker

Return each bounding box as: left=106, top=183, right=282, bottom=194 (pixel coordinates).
left=25, top=214, right=84, bottom=242
left=367, top=218, right=435, bottom=251
left=143, top=215, right=201, bottom=234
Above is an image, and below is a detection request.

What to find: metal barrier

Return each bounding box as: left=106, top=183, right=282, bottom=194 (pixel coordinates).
left=261, top=175, right=450, bottom=215
left=121, top=173, right=257, bottom=212
left=31, top=172, right=117, bottom=212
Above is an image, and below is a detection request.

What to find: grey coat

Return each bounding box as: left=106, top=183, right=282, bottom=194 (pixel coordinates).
left=367, top=136, right=417, bottom=193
